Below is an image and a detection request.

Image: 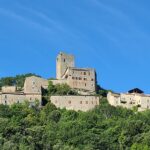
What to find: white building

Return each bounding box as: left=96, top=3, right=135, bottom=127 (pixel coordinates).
left=107, top=88, right=150, bottom=111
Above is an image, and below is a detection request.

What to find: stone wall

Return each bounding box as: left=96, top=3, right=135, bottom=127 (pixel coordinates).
left=50, top=79, right=67, bottom=85
left=64, top=67, right=96, bottom=92
left=50, top=95, right=99, bottom=111
left=24, top=76, right=48, bottom=94
left=25, top=94, right=42, bottom=104
left=56, top=52, right=75, bottom=79
left=0, top=92, right=42, bottom=105
left=2, top=86, right=16, bottom=93
left=0, top=93, right=26, bottom=105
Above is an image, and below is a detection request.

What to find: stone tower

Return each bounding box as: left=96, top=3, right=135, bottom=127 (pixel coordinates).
left=56, top=52, right=75, bottom=79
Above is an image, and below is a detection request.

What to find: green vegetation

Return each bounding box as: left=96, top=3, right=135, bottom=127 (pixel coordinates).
left=0, top=99, right=150, bottom=149
left=0, top=73, right=40, bottom=90
left=96, top=85, right=111, bottom=97
left=47, top=81, right=78, bottom=96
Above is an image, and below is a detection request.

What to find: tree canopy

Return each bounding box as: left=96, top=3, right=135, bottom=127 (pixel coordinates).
left=0, top=99, right=149, bottom=149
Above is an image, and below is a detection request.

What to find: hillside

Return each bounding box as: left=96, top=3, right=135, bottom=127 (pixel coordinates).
left=0, top=98, right=150, bottom=150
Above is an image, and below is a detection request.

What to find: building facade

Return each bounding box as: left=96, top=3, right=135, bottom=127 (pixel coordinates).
left=50, top=96, right=99, bottom=111
left=107, top=90, right=150, bottom=111
left=0, top=76, right=48, bottom=105
left=52, top=52, right=97, bottom=93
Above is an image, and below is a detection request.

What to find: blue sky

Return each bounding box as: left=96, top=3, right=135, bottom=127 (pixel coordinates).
left=0, top=0, right=150, bottom=93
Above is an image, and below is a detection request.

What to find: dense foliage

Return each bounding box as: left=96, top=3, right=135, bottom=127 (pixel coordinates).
left=0, top=99, right=150, bottom=149
left=0, top=73, right=40, bottom=90
left=47, top=81, right=78, bottom=96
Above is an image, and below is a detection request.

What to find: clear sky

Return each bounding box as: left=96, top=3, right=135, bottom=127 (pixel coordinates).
left=0, top=0, right=150, bottom=93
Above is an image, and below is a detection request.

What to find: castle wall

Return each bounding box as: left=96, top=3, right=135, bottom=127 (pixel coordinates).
left=25, top=94, right=42, bottom=104
left=24, top=76, right=48, bottom=94
left=2, top=86, right=16, bottom=93
left=1, top=93, right=26, bottom=105
left=50, top=96, right=99, bottom=111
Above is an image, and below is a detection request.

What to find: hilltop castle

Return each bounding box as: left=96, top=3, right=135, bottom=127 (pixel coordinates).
left=51, top=52, right=97, bottom=93
left=0, top=52, right=99, bottom=111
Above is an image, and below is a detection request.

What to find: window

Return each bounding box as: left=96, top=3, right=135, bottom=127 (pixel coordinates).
left=86, top=101, right=88, bottom=104
left=5, top=100, right=7, bottom=105
left=80, top=101, right=82, bottom=104
left=68, top=101, right=71, bottom=104
left=79, top=77, right=82, bottom=80
left=32, top=80, right=35, bottom=85
left=85, top=83, right=87, bottom=87
left=89, top=72, right=90, bottom=75
left=84, top=72, right=86, bottom=75
left=84, top=78, right=87, bottom=81
left=64, top=59, right=65, bottom=62
left=5, top=95, right=7, bottom=99
left=91, top=78, right=94, bottom=81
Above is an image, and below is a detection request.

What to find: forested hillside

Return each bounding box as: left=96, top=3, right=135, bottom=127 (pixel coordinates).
left=0, top=98, right=150, bottom=150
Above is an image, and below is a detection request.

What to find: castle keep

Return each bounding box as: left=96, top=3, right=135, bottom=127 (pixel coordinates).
left=0, top=52, right=99, bottom=111
left=51, top=52, right=97, bottom=93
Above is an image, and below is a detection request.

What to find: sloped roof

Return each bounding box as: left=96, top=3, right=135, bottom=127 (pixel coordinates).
left=128, top=88, right=144, bottom=94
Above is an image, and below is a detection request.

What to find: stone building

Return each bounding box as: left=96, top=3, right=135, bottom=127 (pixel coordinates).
left=0, top=76, right=48, bottom=105
left=51, top=52, right=97, bottom=93
left=0, top=52, right=99, bottom=111
left=56, top=52, right=75, bottom=79
left=51, top=96, right=99, bottom=111
left=107, top=88, right=150, bottom=111
left=0, top=86, right=25, bottom=105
